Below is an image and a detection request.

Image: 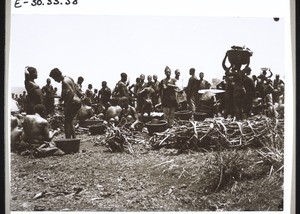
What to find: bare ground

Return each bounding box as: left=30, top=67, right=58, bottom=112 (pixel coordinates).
left=10, top=133, right=283, bottom=211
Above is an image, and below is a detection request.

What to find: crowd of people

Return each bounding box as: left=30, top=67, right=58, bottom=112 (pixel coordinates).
left=10, top=63, right=285, bottom=156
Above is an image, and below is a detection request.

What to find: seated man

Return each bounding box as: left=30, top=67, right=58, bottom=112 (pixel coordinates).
left=19, top=104, right=63, bottom=156
left=11, top=115, right=23, bottom=153
left=77, top=97, right=94, bottom=127
left=105, top=105, right=122, bottom=123
left=118, top=97, right=140, bottom=130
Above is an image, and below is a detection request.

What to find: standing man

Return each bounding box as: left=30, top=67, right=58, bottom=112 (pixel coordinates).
left=197, top=72, right=211, bottom=110
left=128, top=77, right=141, bottom=108
left=140, top=74, right=146, bottom=87
left=113, top=73, right=129, bottom=99
left=98, top=81, right=112, bottom=112
left=145, top=75, right=154, bottom=87
left=49, top=68, right=82, bottom=139
left=185, top=68, right=198, bottom=112
left=76, top=76, right=84, bottom=92
left=91, top=88, right=99, bottom=104
left=198, top=72, right=211, bottom=90
left=24, top=66, right=44, bottom=115
left=136, top=74, right=146, bottom=113
left=174, top=69, right=187, bottom=110
left=160, top=66, right=178, bottom=127
left=42, top=78, right=55, bottom=115
left=242, top=67, right=255, bottom=118
left=85, top=84, right=94, bottom=100
left=216, top=76, right=226, bottom=115
left=273, top=74, right=284, bottom=104
left=152, top=74, right=160, bottom=108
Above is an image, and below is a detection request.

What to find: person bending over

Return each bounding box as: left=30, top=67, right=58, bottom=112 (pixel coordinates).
left=49, top=68, right=82, bottom=138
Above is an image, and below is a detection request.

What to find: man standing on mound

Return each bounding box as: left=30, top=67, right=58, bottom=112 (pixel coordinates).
left=49, top=68, right=82, bottom=139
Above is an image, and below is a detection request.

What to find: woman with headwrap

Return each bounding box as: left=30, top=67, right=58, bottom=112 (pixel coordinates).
left=24, top=66, right=44, bottom=115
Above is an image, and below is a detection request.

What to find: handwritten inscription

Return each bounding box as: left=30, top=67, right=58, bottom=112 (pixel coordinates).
left=14, top=0, right=78, bottom=8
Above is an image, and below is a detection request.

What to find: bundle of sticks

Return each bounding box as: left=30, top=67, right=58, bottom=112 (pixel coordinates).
left=103, top=123, right=150, bottom=154
left=149, top=116, right=284, bottom=151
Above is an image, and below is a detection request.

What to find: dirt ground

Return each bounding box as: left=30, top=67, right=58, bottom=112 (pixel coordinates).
left=10, top=132, right=283, bottom=212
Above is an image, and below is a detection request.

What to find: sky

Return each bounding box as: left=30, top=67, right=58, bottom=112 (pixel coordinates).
left=9, top=15, right=285, bottom=93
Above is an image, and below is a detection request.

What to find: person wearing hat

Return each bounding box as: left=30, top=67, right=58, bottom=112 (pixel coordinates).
left=24, top=66, right=44, bottom=114
left=159, top=66, right=178, bottom=127
left=49, top=68, right=82, bottom=139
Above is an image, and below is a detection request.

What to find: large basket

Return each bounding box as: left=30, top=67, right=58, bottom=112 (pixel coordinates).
left=54, top=139, right=80, bottom=154
left=146, top=120, right=168, bottom=136
left=227, top=48, right=252, bottom=65
left=175, top=110, right=193, bottom=120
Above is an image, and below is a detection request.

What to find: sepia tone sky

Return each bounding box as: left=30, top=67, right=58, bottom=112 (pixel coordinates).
left=9, top=15, right=285, bottom=92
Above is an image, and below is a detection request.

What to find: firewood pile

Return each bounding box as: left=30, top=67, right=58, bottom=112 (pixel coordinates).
left=92, top=115, right=284, bottom=154
left=149, top=116, right=284, bottom=152
left=58, top=114, right=284, bottom=154
left=104, top=124, right=134, bottom=154
left=96, top=123, right=150, bottom=154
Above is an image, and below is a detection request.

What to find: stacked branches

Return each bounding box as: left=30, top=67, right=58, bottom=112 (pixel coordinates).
left=149, top=116, right=284, bottom=152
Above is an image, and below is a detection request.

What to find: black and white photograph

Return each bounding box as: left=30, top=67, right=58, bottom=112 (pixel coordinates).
left=6, top=0, right=294, bottom=213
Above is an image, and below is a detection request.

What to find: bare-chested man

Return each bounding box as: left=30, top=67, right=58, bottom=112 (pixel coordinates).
left=77, top=97, right=94, bottom=126
left=24, top=66, right=44, bottom=114
left=21, top=104, right=58, bottom=145
left=42, top=78, right=55, bottom=115
left=106, top=105, right=122, bottom=122
left=49, top=68, right=82, bottom=138
left=186, top=68, right=198, bottom=112
left=11, top=115, right=23, bottom=152
left=118, top=97, right=140, bottom=130
left=14, top=104, right=65, bottom=157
